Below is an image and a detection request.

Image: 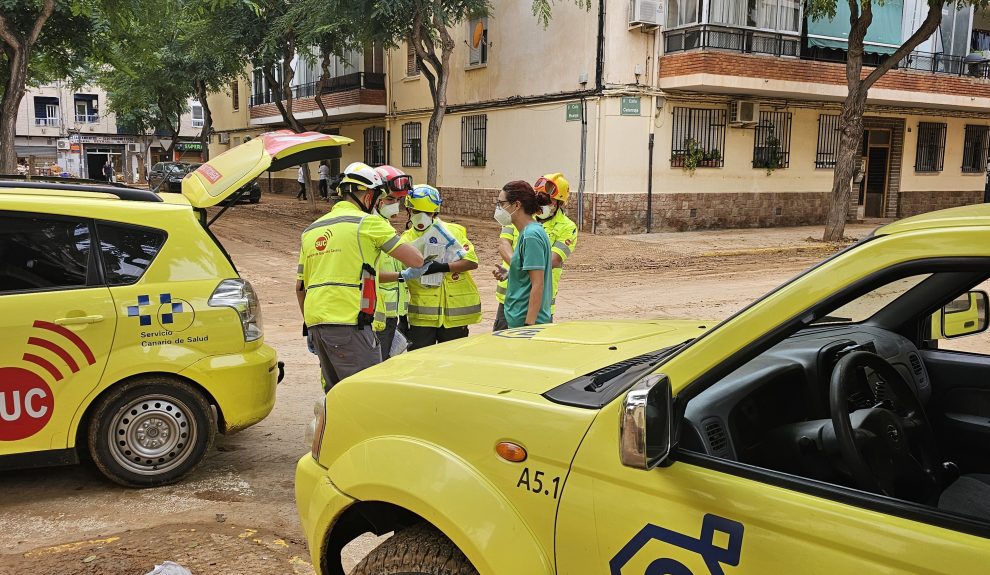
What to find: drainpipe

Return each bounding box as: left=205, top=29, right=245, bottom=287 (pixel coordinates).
left=647, top=132, right=654, bottom=232
left=577, top=96, right=588, bottom=230
left=592, top=97, right=602, bottom=234
left=646, top=25, right=663, bottom=233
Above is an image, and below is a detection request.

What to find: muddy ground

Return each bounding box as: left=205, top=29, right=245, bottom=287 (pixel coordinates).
left=0, top=193, right=872, bottom=574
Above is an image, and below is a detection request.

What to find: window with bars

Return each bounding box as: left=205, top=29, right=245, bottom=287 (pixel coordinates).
left=670, top=107, right=726, bottom=168
left=364, top=126, right=386, bottom=166
left=406, top=41, right=420, bottom=77
left=815, top=114, right=842, bottom=169
left=461, top=115, right=487, bottom=167
left=402, top=122, right=422, bottom=167
left=962, top=125, right=990, bottom=173
left=914, top=122, right=946, bottom=172
left=752, top=111, right=792, bottom=170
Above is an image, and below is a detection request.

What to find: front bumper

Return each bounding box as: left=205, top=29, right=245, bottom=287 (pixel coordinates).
left=296, top=455, right=355, bottom=571
left=179, top=343, right=278, bottom=433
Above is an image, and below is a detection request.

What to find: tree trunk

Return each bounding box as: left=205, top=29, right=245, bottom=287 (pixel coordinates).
left=823, top=86, right=867, bottom=241
left=0, top=47, right=27, bottom=173
left=196, top=80, right=213, bottom=161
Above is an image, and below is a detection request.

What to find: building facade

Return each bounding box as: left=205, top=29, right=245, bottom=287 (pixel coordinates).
left=14, top=82, right=205, bottom=183
left=208, top=0, right=990, bottom=233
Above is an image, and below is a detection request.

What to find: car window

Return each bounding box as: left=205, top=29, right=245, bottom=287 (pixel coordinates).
left=165, top=163, right=186, bottom=173
left=97, top=223, right=167, bottom=286
left=0, top=214, right=91, bottom=293
left=811, top=274, right=931, bottom=324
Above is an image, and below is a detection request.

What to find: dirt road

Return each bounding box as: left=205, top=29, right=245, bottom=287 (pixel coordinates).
left=0, top=194, right=865, bottom=574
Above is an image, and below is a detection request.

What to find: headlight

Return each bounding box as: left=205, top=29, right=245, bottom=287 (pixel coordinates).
left=307, top=396, right=327, bottom=461
left=208, top=279, right=263, bottom=341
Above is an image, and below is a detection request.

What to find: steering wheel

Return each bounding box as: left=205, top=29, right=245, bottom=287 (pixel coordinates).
left=829, top=351, right=941, bottom=501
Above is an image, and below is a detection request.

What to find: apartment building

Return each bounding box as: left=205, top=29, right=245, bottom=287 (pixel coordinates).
left=14, top=82, right=205, bottom=183
left=208, top=0, right=990, bottom=233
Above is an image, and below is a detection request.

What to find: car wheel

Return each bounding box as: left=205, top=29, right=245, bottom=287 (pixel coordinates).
left=87, top=377, right=215, bottom=488
left=351, top=523, right=478, bottom=575
left=249, top=197, right=260, bottom=204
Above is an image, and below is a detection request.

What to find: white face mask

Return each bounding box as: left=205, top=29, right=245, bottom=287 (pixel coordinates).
left=538, top=205, right=556, bottom=220
left=494, top=205, right=515, bottom=226
left=411, top=212, right=434, bottom=231
left=378, top=202, right=400, bottom=219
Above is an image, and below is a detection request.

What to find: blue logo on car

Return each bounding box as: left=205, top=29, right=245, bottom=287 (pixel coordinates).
left=610, top=514, right=744, bottom=575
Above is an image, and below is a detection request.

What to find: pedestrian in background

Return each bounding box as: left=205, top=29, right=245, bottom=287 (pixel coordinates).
left=102, top=158, right=114, bottom=182
left=494, top=180, right=553, bottom=328
left=318, top=161, right=330, bottom=200
left=296, top=165, right=307, bottom=200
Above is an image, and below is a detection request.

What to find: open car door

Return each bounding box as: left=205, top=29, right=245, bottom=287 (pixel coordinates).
left=182, top=130, right=353, bottom=208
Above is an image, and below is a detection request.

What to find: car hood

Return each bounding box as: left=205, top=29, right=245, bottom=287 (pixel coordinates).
left=368, top=319, right=711, bottom=396
left=181, top=130, right=352, bottom=208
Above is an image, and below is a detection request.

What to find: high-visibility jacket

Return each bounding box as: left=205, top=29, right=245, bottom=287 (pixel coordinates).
left=402, top=218, right=482, bottom=328
left=495, top=209, right=578, bottom=314
left=374, top=250, right=409, bottom=330
left=297, top=201, right=404, bottom=327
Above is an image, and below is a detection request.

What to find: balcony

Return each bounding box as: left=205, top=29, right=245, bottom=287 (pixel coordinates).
left=663, top=25, right=990, bottom=79
left=34, top=117, right=60, bottom=127
left=248, top=72, right=386, bottom=124
left=660, top=24, right=990, bottom=111
left=75, top=114, right=100, bottom=123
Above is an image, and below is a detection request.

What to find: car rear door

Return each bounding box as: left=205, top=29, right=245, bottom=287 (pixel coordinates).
left=0, top=212, right=116, bottom=456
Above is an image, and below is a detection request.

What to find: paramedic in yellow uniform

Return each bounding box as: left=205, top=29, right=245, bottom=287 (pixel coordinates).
left=493, top=173, right=578, bottom=331
left=401, top=185, right=482, bottom=350
left=296, top=162, right=425, bottom=390
left=372, top=165, right=414, bottom=359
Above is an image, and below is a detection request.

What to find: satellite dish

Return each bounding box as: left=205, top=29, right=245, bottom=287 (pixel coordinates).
left=472, top=21, right=484, bottom=49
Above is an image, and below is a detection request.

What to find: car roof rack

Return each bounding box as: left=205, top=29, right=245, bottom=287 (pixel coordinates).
left=0, top=175, right=162, bottom=202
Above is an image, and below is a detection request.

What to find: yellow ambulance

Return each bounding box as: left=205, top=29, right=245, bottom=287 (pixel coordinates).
left=0, top=130, right=350, bottom=487
left=298, top=204, right=990, bottom=574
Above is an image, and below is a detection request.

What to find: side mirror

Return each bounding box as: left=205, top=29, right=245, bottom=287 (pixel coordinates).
left=620, top=373, right=673, bottom=470
left=933, top=290, right=989, bottom=339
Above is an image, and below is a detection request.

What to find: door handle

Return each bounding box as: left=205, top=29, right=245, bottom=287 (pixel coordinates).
left=54, top=315, right=105, bottom=325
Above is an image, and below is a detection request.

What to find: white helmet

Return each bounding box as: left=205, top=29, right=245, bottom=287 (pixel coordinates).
left=339, top=162, right=384, bottom=191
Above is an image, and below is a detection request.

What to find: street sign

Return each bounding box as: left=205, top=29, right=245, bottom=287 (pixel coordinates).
left=566, top=102, right=582, bottom=122
left=620, top=97, right=641, bottom=116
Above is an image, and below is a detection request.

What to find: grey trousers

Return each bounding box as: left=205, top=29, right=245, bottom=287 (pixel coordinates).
left=309, top=324, right=381, bottom=391
left=493, top=303, right=508, bottom=332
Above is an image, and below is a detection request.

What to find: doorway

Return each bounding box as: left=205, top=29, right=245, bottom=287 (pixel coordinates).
left=85, top=146, right=124, bottom=181
left=858, top=129, right=891, bottom=218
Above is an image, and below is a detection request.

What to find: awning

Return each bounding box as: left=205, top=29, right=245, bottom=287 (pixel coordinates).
left=808, top=0, right=904, bottom=55
left=15, top=145, right=57, bottom=156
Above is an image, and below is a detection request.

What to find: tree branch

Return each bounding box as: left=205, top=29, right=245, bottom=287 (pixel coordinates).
left=0, top=13, right=23, bottom=49
left=27, top=0, right=56, bottom=46
left=863, top=3, right=943, bottom=90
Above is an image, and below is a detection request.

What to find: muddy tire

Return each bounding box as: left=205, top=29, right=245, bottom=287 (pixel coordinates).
left=351, top=523, right=478, bottom=575
left=87, top=377, right=215, bottom=488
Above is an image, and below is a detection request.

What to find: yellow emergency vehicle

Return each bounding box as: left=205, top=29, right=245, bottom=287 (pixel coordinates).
left=298, top=204, right=990, bottom=574
left=0, top=130, right=350, bottom=487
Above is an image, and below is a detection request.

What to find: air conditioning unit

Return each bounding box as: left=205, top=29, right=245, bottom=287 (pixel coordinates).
left=218, top=132, right=230, bottom=144
left=126, top=143, right=143, bottom=154
left=729, top=100, right=760, bottom=126
left=629, top=0, right=661, bottom=27
left=56, top=139, right=70, bottom=150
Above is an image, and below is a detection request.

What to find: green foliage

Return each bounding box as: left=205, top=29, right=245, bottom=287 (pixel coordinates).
left=531, top=0, right=593, bottom=28
left=674, top=138, right=720, bottom=175
left=0, top=0, right=97, bottom=93
left=754, top=135, right=783, bottom=175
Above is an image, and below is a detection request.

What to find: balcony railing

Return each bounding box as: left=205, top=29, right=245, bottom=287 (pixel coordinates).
left=664, top=25, right=801, bottom=57
left=663, top=24, right=990, bottom=80
left=75, top=114, right=100, bottom=123
left=34, top=117, right=60, bottom=127
left=249, top=72, right=386, bottom=107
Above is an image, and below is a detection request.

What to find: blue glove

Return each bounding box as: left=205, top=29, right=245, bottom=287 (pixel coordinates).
left=401, top=265, right=429, bottom=281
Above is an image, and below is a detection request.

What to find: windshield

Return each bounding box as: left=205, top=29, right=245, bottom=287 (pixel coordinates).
left=164, top=163, right=188, bottom=173
left=812, top=274, right=931, bottom=324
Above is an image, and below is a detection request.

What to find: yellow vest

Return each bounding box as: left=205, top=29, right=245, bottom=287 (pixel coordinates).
left=297, top=202, right=403, bottom=327
left=374, top=250, right=409, bottom=330
left=495, top=210, right=578, bottom=314
left=402, top=219, right=482, bottom=328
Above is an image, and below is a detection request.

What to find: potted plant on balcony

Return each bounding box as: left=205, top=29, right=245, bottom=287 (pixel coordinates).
left=472, top=146, right=485, bottom=167
left=754, top=135, right=783, bottom=176
left=672, top=138, right=720, bottom=175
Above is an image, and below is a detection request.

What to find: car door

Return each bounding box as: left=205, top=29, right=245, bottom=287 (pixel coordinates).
left=555, top=391, right=990, bottom=575
left=0, top=212, right=116, bottom=456
left=923, top=281, right=990, bottom=472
